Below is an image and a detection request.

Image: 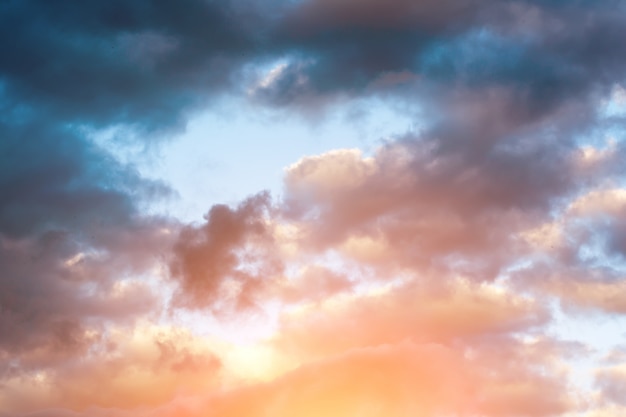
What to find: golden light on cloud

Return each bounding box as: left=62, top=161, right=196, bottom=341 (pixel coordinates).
left=3, top=1, right=626, bottom=416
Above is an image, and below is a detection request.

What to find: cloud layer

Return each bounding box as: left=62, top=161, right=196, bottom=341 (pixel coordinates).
left=2, top=0, right=626, bottom=416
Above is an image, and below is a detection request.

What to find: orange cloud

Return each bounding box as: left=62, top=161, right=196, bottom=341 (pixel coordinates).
left=272, top=276, right=547, bottom=361
left=0, top=324, right=221, bottom=414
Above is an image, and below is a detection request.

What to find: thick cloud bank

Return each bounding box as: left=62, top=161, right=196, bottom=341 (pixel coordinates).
left=2, top=1, right=626, bottom=416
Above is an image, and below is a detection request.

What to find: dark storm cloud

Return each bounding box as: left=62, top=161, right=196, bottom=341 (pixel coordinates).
left=0, top=123, right=170, bottom=238
left=0, top=0, right=267, bottom=246
left=3, top=0, right=625, bottom=121
left=252, top=0, right=626, bottom=113
left=0, top=0, right=264, bottom=131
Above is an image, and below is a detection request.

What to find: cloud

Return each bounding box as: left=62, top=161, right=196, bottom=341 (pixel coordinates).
left=9, top=343, right=477, bottom=417
left=0, top=2, right=262, bottom=402
left=281, top=131, right=575, bottom=278
left=242, top=0, right=626, bottom=114
left=6, top=337, right=576, bottom=417
left=2, top=1, right=626, bottom=416
left=0, top=203, right=170, bottom=410
left=543, top=272, right=626, bottom=314
left=511, top=182, right=626, bottom=314
left=272, top=276, right=548, bottom=361
left=0, top=9, right=180, bottom=391
left=0, top=125, right=175, bottom=378
left=273, top=264, right=353, bottom=304
left=596, top=364, right=626, bottom=407
left=2, top=0, right=626, bottom=120
left=0, top=0, right=264, bottom=131
left=214, top=342, right=477, bottom=417
left=0, top=324, right=221, bottom=414
left=169, top=192, right=282, bottom=311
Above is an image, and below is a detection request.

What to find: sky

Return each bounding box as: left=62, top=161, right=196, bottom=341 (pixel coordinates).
left=1, top=1, right=626, bottom=416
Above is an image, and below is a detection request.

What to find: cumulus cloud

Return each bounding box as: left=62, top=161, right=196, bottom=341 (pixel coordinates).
left=169, top=192, right=282, bottom=311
